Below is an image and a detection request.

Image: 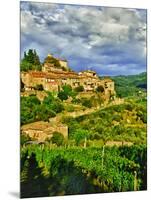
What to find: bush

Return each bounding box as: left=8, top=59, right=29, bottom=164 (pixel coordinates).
left=43, top=93, right=54, bottom=104
left=49, top=100, right=64, bottom=113
left=51, top=132, right=64, bottom=146
left=137, top=111, right=147, bottom=123
left=81, top=98, right=92, bottom=108
left=112, top=114, right=121, bottom=122
left=58, top=91, right=68, bottom=101
left=71, top=98, right=81, bottom=104
left=74, top=85, right=84, bottom=92
left=66, top=105, right=75, bottom=112
left=125, top=103, right=134, bottom=111
left=35, top=104, right=56, bottom=121
left=62, top=85, right=72, bottom=94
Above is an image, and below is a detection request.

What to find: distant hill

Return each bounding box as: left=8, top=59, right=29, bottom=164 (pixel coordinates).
left=109, top=72, right=147, bottom=98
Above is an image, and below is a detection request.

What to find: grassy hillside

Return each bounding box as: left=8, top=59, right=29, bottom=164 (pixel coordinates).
left=110, top=72, right=147, bottom=98
left=63, top=98, right=147, bottom=145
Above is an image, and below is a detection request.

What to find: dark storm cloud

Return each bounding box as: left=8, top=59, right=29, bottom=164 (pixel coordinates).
left=20, top=2, right=147, bottom=75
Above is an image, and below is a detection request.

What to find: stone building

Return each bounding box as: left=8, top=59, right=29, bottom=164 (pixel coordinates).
left=57, top=58, right=68, bottom=70
left=21, top=54, right=115, bottom=98
left=21, top=121, right=68, bottom=142
left=42, top=54, right=69, bottom=72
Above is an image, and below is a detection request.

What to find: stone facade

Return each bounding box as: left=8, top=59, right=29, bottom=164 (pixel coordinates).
left=21, top=121, right=68, bottom=142
left=58, top=59, right=68, bottom=70
left=42, top=54, right=69, bottom=72
left=21, top=69, right=115, bottom=97
left=21, top=54, right=115, bottom=98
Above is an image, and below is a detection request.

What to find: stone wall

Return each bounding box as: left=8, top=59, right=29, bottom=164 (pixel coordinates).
left=58, top=60, right=68, bottom=70
left=21, top=121, right=68, bottom=142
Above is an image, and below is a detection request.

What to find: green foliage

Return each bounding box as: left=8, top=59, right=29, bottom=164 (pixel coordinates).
left=21, top=134, right=31, bottom=146
left=58, top=84, right=76, bottom=101
left=64, top=101, right=146, bottom=144
left=65, top=105, right=75, bottom=112
left=58, top=90, right=68, bottom=101
left=51, top=132, right=65, bottom=146
left=111, top=72, right=147, bottom=98
left=21, top=49, right=42, bottom=72
left=73, top=129, right=90, bottom=146
left=43, top=94, right=64, bottom=113
left=71, top=98, right=81, bottom=104
left=35, top=104, right=56, bottom=121
left=21, top=153, right=49, bottom=198
left=81, top=98, right=92, bottom=108
left=74, top=85, right=84, bottom=92
left=62, top=85, right=72, bottom=94
left=137, top=110, right=147, bottom=123
left=21, top=145, right=147, bottom=197
left=21, top=93, right=64, bottom=125
left=21, top=95, right=41, bottom=125
left=20, top=60, right=33, bottom=72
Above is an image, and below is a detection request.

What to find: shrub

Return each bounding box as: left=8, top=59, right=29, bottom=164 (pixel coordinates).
left=62, top=85, right=72, bottom=95
left=58, top=91, right=68, bottom=101
left=66, top=105, right=75, bottom=112
left=112, top=114, right=121, bottom=122
left=74, top=85, right=84, bottom=92
left=71, top=98, right=81, bottom=104
left=81, top=98, right=92, bottom=108
left=125, top=103, right=134, bottom=111
left=51, top=132, right=64, bottom=146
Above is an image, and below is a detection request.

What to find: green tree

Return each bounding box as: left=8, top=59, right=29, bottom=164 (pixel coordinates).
left=21, top=49, right=42, bottom=71
left=58, top=90, right=68, bottom=101
left=43, top=93, right=64, bottom=113
left=43, top=92, right=54, bottom=104
left=35, top=104, right=56, bottom=121
left=20, top=60, right=32, bottom=72
left=21, top=95, right=41, bottom=125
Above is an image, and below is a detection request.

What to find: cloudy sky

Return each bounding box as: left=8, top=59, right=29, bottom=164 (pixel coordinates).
left=20, top=2, right=147, bottom=76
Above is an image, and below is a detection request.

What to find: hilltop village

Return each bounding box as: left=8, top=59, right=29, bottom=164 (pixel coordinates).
left=21, top=52, right=117, bottom=143
left=21, top=53, right=115, bottom=98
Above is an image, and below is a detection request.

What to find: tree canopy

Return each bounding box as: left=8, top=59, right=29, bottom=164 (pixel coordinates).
left=21, top=49, right=42, bottom=71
